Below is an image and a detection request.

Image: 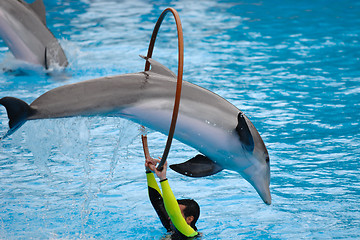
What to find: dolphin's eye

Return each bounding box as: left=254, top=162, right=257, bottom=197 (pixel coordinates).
left=265, top=156, right=270, bottom=163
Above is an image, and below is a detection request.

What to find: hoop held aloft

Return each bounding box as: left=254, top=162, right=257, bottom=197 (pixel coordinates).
left=142, top=8, right=184, bottom=171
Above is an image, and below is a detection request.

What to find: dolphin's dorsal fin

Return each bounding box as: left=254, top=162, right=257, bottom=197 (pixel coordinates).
left=169, top=154, right=223, bottom=177
left=28, top=0, right=47, bottom=25
left=236, top=112, right=254, bottom=152
left=140, top=55, right=176, bottom=79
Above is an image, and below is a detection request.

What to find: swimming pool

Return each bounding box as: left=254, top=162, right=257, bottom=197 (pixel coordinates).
left=0, top=0, right=359, bottom=239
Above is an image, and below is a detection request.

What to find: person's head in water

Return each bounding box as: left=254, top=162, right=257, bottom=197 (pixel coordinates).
left=177, top=199, right=200, bottom=230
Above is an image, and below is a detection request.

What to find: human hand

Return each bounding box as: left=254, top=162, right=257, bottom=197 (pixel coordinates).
left=145, top=156, right=158, bottom=171
left=145, top=157, right=167, bottom=181
left=145, top=156, right=154, bottom=172
left=154, top=161, right=167, bottom=181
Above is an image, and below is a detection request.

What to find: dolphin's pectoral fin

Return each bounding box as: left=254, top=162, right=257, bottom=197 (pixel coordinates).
left=169, top=154, right=223, bottom=177
left=45, top=47, right=50, bottom=69
left=140, top=55, right=177, bottom=79
left=45, top=45, right=68, bottom=69
left=28, top=0, right=47, bottom=25
left=0, top=97, right=35, bottom=139
left=236, top=112, right=254, bottom=152
left=45, top=46, right=60, bottom=69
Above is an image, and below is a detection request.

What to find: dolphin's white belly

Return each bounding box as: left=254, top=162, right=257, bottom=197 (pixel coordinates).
left=122, top=103, right=250, bottom=171
left=0, top=9, right=43, bottom=65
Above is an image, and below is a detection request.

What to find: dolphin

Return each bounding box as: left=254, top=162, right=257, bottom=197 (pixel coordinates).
left=0, top=57, right=271, bottom=204
left=0, top=0, right=68, bottom=69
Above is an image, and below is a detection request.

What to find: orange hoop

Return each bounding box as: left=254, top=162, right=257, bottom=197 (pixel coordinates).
left=142, top=8, right=184, bottom=171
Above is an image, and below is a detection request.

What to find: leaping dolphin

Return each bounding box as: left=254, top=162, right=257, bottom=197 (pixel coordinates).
left=0, top=57, right=271, bottom=204
left=0, top=0, right=68, bottom=69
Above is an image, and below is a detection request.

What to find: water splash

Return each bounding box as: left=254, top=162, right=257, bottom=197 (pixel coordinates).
left=21, top=117, right=141, bottom=234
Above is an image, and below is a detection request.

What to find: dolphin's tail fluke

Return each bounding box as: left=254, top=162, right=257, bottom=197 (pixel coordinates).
left=0, top=97, right=35, bottom=139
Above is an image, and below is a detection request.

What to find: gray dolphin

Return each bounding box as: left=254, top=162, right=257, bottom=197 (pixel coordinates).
left=0, top=57, right=271, bottom=204
left=0, top=0, right=68, bottom=69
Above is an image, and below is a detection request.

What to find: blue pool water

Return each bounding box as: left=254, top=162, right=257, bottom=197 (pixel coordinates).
left=1, top=0, right=360, bottom=239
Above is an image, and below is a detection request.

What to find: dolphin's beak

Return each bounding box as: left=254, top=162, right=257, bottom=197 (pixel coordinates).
left=242, top=162, right=271, bottom=205
left=252, top=178, right=272, bottom=205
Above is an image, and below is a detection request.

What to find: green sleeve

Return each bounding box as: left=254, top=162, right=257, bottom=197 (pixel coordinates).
left=160, top=179, right=198, bottom=237
left=146, top=172, right=162, bottom=196
left=147, top=172, right=171, bottom=231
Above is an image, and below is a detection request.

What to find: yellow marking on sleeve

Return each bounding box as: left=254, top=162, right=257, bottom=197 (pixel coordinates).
left=160, top=180, right=197, bottom=237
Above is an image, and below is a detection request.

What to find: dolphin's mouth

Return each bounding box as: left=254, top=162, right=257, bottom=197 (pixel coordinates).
left=263, top=192, right=272, bottom=205
left=252, top=178, right=271, bottom=205
left=241, top=160, right=271, bottom=205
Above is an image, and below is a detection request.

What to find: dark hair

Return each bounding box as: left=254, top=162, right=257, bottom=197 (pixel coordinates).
left=177, top=199, right=200, bottom=230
